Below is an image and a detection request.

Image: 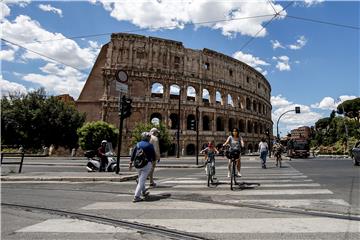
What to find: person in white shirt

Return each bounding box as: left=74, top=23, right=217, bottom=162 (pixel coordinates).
left=148, top=128, right=160, bottom=187
left=258, top=138, right=269, bottom=169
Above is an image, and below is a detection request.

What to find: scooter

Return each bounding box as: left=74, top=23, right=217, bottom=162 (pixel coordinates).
left=85, top=142, right=117, bottom=172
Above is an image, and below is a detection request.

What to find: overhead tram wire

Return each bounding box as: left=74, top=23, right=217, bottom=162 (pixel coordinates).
left=1, top=38, right=89, bottom=75
left=1, top=14, right=275, bottom=47
left=281, top=14, right=360, bottom=30
left=239, top=1, right=294, bottom=51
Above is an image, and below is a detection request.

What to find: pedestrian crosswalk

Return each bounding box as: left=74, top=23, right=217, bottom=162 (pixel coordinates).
left=14, top=161, right=360, bottom=239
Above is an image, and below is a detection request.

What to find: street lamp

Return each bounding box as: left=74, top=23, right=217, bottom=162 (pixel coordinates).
left=276, top=106, right=300, bottom=139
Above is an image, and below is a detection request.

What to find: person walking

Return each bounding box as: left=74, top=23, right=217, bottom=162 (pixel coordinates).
left=259, top=138, right=269, bottom=169
left=273, top=139, right=284, bottom=167
left=129, top=132, right=156, bottom=203
left=223, top=128, right=244, bottom=177
left=148, top=127, right=160, bottom=187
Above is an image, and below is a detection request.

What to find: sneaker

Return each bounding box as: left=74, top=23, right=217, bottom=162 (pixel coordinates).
left=142, top=190, right=150, bottom=197
left=132, top=197, right=143, bottom=203
left=236, top=173, right=242, bottom=177
left=150, top=182, right=157, bottom=188
left=227, top=172, right=231, bottom=178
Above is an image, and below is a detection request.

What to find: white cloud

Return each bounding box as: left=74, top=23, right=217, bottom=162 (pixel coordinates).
left=0, top=49, right=16, bottom=61
left=38, top=4, right=63, bottom=17
left=0, top=75, right=27, bottom=97
left=1, top=15, right=98, bottom=70
left=271, top=95, right=324, bottom=136
left=94, top=0, right=286, bottom=38
left=289, top=36, right=307, bottom=50
left=233, top=51, right=269, bottom=75
left=0, top=2, right=11, bottom=21
left=22, top=63, right=86, bottom=98
left=271, top=40, right=285, bottom=49
left=304, top=0, right=324, bottom=7
left=273, top=55, right=290, bottom=71
left=311, top=95, right=358, bottom=110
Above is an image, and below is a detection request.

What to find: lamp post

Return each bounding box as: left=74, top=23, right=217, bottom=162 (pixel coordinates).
left=276, top=106, right=300, bottom=139
left=196, top=106, right=199, bottom=165
left=176, top=88, right=181, bottom=158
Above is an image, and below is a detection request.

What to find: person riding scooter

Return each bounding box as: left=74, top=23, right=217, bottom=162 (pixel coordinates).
left=97, top=140, right=109, bottom=172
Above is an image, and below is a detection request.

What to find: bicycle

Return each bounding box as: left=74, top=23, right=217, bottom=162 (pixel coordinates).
left=205, top=151, right=217, bottom=187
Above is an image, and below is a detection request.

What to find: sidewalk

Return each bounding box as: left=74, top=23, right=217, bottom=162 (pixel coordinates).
left=0, top=155, right=282, bottom=182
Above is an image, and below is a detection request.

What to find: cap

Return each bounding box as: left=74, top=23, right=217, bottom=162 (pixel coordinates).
left=141, top=132, right=151, bottom=141
left=101, top=140, right=107, bottom=144
left=150, top=128, right=159, bottom=134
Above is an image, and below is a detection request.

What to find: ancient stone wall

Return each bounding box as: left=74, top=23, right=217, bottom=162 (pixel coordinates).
left=76, top=33, right=273, bottom=155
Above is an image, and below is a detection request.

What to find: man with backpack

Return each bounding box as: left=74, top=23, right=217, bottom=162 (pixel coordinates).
left=129, top=132, right=156, bottom=203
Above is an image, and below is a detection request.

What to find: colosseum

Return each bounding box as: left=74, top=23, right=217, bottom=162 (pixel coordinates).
left=76, top=33, right=273, bottom=156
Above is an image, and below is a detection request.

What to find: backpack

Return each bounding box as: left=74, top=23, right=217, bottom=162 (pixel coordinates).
left=133, top=143, right=148, bottom=169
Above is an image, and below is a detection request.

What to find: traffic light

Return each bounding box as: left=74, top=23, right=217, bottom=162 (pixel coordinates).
left=295, top=106, right=301, bottom=114
left=121, top=96, right=132, bottom=119
left=190, top=119, right=196, bottom=131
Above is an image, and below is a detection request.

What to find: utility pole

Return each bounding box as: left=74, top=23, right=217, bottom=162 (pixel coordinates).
left=176, top=88, right=181, bottom=158
left=196, top=106, right=199, bottom=165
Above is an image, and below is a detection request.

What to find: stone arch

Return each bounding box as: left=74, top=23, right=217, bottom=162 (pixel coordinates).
left=228, top=118, right=235, bottom=131
left=216, top=91, right=222, bottom=105
left=202, top=88, right=210, bottom=103
left=216, top=116, right=224, bottom=131
left=151, top=82, right=164, bottom=98
left=168, top=143, right=176, bottom=156
left=170, top=84, right=180, bottom=100
left=202, top=115, right=211, bottom=131
left=186, top=144, right=195, bottom=155
left=246, top=97, right=251, bottom=110
left=150, top=112, right=162, bottom=125
left=247, top=120, right=253, bottom=133
left=253, top=100, right=257, bottom=112
left=169, top=113, right=178, bottom=129
left=187, top=86, right=196, bottom=102
left=254, top=122, right=258, bottom=134
left=227, top=94, right=234, bottom=107
left=248, top=143, right=254, bottom=153
left=239, top=119, right=245, bottom=133
left=239, top=96, right=245, bottom=109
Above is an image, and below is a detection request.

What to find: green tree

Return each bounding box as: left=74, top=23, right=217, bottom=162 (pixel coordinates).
left=1, top=88, right=85, bottom=149
left=337, top=98, right=360, bottom=121
left=130, top=123, right=171, bottom=153
left=77, top=121, right=118, bottom=150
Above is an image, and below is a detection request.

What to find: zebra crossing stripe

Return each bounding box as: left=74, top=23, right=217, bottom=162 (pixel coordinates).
left=16, top=219, right=133, bottom=233
left=171, top=183, right=321, bottom=188
left=149, top=189, right=333, bottom=195
left=81, top=201, right=238, bottom=210
left=223, top=199, right=350, bottom=207
left=123, top=217, right=360, bottom=233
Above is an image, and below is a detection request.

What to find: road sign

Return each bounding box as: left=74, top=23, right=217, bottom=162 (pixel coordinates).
left=116, top=82, right=128, bottom=93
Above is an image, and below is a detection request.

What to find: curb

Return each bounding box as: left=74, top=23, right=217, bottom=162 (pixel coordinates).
left=0, top=174, right=138, bottom=182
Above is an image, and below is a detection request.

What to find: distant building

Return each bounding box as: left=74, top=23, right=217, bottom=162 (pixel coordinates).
left=291, top=126, right=311, bottom=140
left=56, top=94, right=75, bottom=104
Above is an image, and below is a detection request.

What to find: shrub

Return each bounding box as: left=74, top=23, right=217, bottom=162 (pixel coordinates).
left=77, top=121, right=118, bottom=150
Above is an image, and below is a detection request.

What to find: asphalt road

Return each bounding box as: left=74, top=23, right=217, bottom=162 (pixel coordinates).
left=2, top=157, right=360, bottom=240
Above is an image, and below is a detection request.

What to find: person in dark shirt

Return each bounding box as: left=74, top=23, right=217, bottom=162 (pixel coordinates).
left=129, top=132, right=156, bottom=202
left=97, top=140, right=108, bottom=172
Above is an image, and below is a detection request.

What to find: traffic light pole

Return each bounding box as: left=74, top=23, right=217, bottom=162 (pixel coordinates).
left=276, top=107, right=300, bottom=139
left=195, top=106, right=199, bottom=165
left=176, top=90, right=181, bottom=158
left=116, top=94, right=123, bottom=174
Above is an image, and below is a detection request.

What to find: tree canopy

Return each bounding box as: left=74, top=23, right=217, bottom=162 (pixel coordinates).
left=1, top=88, right=85, bottom=149
left=337, top=98, right=360, bottom=121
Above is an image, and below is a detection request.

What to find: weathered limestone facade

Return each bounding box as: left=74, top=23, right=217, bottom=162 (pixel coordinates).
left=76, top=33, right=273, bottom=155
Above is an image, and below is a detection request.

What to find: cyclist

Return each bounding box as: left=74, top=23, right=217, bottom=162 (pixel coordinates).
left=223, top=128, right=244, bottom=178
left=200, top=141, right=219, bottom=175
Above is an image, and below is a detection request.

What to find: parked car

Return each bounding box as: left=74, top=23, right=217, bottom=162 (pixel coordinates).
left=351, top=141, right=360, bottom=166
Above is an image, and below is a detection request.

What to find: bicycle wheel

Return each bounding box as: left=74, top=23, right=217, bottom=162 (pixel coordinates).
left=207, top=163, right=211, bottom=187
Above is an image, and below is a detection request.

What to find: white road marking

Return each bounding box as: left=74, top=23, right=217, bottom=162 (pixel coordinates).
left=16, top=219, right=133, bottom=233
left=224, top=199, right=351, bottom=207
left=82, top=201, right=238, bottom=210
left=124, top=218, right=360, bottom=233
left=171, top=183, right=321, bottom=188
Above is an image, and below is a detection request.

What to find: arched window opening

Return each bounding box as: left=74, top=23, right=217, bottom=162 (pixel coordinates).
left=186, top=144, right=196, bottom=155
left=254, top=122, right=258, bottom=134
left=203, top=115, right=211, bottom=131
left=239, top=119, right=245, bottom=133
left=187, top=86, right=196, bottom=101
left=151, top=83, right=164, bottom=98
left=253, top=100, right=257, bottom=112
left=169, top=113, right=178, bottom=129
left=150, top=113, right=162, bottom=125
left=228, top=118, right=235, bottom=131
left=168, top=144, right=176, bottom=156
left=170, top=84, right=180, bottom=100
left=202, top=89, right=210, bottom=104
left=248, top=144, right=254, bottom=153
left=216, top=91, right=222, bottom=105
left=246, top=97, right=251, bottom=110
left=216, top=117, right=224, bottom=131
left=247, top=121, right=253, bottom=133
left=227, top=94, right=234, bottom=107
left=187, top=114, right=196, bottom=131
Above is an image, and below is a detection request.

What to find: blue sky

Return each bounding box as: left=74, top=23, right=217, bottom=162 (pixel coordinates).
left=1, top=0, right=359, bottom=136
